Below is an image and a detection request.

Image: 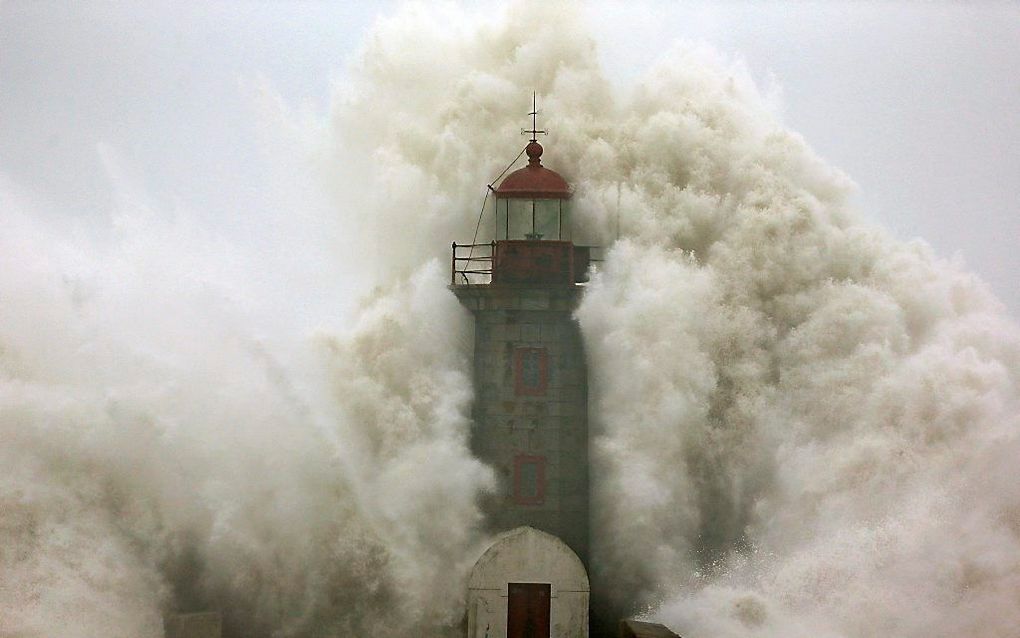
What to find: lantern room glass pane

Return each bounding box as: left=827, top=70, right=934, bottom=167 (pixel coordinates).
left=495, top=200, right=508, bottom=240
left=501, top=198, right=568, bottom=240
left=508, top=199, right=533, bottom=239
left=559, top=200, right=571, bottom=241
left=534, top=199, right=560, bottom=240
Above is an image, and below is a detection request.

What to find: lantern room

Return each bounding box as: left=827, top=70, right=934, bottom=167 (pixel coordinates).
left=493, top=141, right=573, bottom=241
left=450, top=96, right=592, bottom=287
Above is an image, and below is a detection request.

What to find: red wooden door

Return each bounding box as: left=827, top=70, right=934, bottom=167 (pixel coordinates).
left=507, top=583, right=551, bottom=638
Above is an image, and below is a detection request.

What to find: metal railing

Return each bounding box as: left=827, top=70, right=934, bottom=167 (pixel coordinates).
left=451, top=241, right=495, bottom=285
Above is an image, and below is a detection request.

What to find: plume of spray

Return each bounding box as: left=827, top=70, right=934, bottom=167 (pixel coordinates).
left=330, top=2, right=1020, bottom=635
left=0, top=6, right=502, bottom=634
left=0, top=163, right=492, bottom=636
left=564, top=43, right=1020, bottom=638
left=3, top=2, right=1020, bottom=637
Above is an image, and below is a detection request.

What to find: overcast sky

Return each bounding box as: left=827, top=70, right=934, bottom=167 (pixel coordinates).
left=2, top=1, right=1017, bottom=316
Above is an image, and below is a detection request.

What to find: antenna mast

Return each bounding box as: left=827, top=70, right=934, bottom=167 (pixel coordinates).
left=522, top=92, right=547, bottom=142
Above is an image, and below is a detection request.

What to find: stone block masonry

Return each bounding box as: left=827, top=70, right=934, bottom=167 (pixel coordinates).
left=453, top=284, right=590, bottom=566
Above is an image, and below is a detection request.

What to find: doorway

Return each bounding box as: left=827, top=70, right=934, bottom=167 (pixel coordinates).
left=507, top=583, right=551, bottom=638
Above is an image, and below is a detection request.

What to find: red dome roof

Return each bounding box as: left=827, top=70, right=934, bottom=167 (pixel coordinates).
left=494, top=141, right=572, bottom=199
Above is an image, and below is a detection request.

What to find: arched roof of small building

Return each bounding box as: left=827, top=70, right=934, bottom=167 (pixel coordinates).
left=494, top=141, right=572, bottom=200
left=468, top=526, right=589, bottom=592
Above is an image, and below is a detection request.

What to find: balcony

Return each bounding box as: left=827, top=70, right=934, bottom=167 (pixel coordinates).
left=451, top=240, right=595, bottom=286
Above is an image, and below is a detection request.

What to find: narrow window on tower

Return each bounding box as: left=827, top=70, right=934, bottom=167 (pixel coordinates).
left=514, top=347, right=548, bottom=396
left=513, top=455, right=546, bottom=505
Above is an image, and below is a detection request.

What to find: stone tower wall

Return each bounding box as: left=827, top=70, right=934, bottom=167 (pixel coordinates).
left=454, top=284, right=589, bottom=564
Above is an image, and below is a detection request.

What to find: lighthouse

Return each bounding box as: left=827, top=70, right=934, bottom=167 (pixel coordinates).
left=452, top=97, right=591, bottom=638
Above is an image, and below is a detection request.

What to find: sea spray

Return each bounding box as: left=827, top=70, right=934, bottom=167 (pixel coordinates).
left=572, top=40, right=1020, bottom=638
left=308, top=2, right=1020, bottom=634
left=1, top=166, right=490, bottom=636
left=2, top=2, right=1019, bottom=637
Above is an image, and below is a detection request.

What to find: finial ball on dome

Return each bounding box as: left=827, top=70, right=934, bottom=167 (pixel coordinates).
left=526, top=141, right=544, bottom=165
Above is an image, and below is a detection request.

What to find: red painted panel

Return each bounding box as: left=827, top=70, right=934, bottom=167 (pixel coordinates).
left=507, top=583, right=551, bottom=638
left=493, top=240, right=574, bottom=284
left=513, top=455, right=546, bottom=505
left=514, top=347, right=548, bottom=396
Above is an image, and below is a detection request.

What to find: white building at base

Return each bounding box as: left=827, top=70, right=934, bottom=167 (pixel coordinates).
left=467, top=526, right=589, bottom=638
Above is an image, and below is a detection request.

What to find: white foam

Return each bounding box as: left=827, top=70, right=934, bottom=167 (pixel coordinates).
left=2, top=2, right=1018, bottom=636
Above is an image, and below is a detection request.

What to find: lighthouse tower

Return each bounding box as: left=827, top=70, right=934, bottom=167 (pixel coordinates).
left=452, top=99, right=591, bottom=638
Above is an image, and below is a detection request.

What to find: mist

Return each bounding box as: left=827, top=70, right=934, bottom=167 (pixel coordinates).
left=2, top=2, right=1019, bottom=637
